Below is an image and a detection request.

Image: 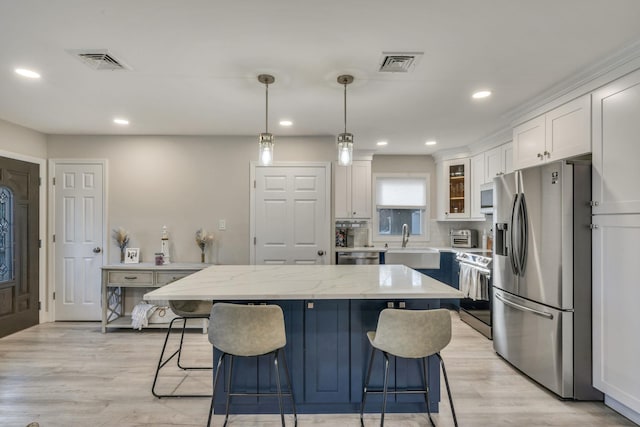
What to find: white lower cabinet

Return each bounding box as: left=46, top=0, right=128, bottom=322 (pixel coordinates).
left=592, top=214, right=640, bottom=416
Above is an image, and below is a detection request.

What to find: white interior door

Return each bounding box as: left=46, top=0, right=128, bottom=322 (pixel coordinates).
left=54, top=161, right=105, bottom=320
left=253, top=164, right=330, bottom=265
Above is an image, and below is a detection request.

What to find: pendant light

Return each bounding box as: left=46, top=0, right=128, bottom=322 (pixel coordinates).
left=258, top=74, right=275, bottom=166
left=337, top=74, right=354, bottom=166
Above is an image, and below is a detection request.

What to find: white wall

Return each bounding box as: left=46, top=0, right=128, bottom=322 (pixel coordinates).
left=46, top=134, right=336, bottom=264
left=0, top=118, right=47, bottom=158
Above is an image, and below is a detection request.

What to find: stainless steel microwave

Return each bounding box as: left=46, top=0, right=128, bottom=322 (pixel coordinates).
left=480, top=182, right=494, bottom=214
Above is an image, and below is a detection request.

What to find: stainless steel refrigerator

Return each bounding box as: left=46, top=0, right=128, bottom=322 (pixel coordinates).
left=492, top=160, right=602, bottom=400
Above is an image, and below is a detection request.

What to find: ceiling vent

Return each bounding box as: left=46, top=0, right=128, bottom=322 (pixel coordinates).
left=378, top=52, right=423, bottom=73
left=67, top=49, right=130, bottom=71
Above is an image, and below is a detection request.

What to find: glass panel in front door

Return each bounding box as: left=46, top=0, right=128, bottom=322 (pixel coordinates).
left=0, top=186, right=14, bottom=283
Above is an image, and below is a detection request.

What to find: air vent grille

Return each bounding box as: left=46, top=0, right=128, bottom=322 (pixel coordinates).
left=67, top=49, right=130, bottom=71
left=379, top=52, right=423, bottom=73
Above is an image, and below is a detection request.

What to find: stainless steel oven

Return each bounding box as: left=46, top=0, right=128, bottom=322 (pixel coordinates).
left=456, top=251, right=492, bottom=339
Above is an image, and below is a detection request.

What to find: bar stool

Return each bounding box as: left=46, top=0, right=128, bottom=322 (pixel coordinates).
left=152, top=300, right=213, bottom=398
left=206, top=302, right=297, bottom=427
left=360, top=308, right=458, bottom=427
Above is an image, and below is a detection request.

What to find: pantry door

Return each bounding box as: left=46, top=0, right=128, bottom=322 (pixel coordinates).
left=252, top=163, right=331, bottom=265
left=53, top=161, right=106, bottom=320
left=0, top=157, right=39, bottom=338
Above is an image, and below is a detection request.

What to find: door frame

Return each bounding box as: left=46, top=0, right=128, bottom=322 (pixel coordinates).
left=249, top=161, right=332, bottom=265
left=48, top=159, right=108, bottom=321
left=0, top=149, right=47, bottom=323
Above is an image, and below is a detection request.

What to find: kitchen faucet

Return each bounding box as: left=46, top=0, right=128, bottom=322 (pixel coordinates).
left=401, top=223, right=410, bottom=248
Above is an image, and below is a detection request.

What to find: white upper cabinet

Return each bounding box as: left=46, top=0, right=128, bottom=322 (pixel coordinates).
left=513, top=94, right=591, bottom=170
left=484, top=142, right=514, bottom=183
left=592, top=69, right=640, bottom=215
left=437, top=158, right=471, bottom=220
left=471, top=153, right=485, bottom=219
left=334, top=160, right=371, bottom=219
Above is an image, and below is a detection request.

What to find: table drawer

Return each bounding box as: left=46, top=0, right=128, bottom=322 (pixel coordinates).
left=156, top=271, right=196, bottom=286
left=107, top=271, right=154, bottom=286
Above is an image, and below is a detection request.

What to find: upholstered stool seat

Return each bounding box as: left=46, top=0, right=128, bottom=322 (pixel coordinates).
left=206, top=302, right=297, bottom=427
left=151, top=300, right=213, bottom=398
left=360, top=308, right=458, bottom=427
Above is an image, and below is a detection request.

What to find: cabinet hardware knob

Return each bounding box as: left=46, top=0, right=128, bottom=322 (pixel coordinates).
left=353, top=211, right=356, bottom=215
left=544, top=151, right=550, bottom=157
left=307, top=302, right=314, bottom=309
left=93, top=247, right=102, bottom=253
left=317, top=250, right=325, bottom=256
left=537, top=153, right=543, bottom=159
left=387, top=302, right=395, bottom=308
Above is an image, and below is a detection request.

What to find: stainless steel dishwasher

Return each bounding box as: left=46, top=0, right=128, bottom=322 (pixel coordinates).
left=336, top=251, right=380, bottom=265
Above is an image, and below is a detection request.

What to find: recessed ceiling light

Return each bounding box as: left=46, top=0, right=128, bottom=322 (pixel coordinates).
left=472, top=90, right=492, bottom=99
left=377, top=141, right=388, bottom=146
left=425, top=140, right=437, bottom=146
left=113, top=118, right=129, bottom=125
left=15, top=68, right=41, bottom=79
left=279, top=120, right=293, bottom=127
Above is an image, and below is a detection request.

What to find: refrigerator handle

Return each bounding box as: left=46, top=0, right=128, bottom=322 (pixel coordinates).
left=495, top=292, right=553, bottom=319
left=518, top=193, right=529, bottom=275
left=509, top=193, right=520, bottom=275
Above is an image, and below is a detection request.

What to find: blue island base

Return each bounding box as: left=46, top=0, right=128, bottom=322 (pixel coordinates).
left=211, top=299, right=442, bottom=415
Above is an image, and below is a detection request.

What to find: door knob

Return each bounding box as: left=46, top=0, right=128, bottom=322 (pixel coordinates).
left=317, top=250, right=325, bottom=256
left=93, top=247, right=102, bottom=253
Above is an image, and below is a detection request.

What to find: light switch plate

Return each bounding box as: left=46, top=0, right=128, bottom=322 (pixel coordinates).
left=218, top=219, right=226, bottom=230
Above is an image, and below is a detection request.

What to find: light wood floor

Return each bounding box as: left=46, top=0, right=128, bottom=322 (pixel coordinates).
left=0, top=312, right=636, bottom=427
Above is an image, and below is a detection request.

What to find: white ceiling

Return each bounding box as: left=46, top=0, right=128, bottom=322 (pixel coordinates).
left=2, top=0, right=640, bottom=155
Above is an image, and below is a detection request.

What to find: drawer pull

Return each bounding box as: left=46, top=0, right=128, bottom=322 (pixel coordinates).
left=124, top=276, right=138, bottom=280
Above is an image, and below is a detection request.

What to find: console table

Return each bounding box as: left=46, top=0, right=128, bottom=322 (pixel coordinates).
left=101, top=263, right=208, bottom=333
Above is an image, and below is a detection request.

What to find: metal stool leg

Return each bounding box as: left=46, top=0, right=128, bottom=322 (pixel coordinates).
left=152, top=316, right=212, bottom=398
left=360, top=347, right=376, bottom=426
left=176, top=317, right=212, bottom=370
left=207, top=352, right=225, bottom=427
left=152, top=316, right=183, bottom=398
left=273, top=351, right=285, bottom=427
left=422, top=357, right=436, bottom=427
left=279, top=348, right=298, bottom=427
left=437, top=353, right=458, bottom=427
left=380, top=352, right=390, bottom=427
left=223, top=355, right=235, bottom=427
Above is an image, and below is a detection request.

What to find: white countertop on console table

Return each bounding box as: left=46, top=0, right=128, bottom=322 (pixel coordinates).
left=143, top=264, right=463, bottom=301
left=102, top=263, right=210, bottom=270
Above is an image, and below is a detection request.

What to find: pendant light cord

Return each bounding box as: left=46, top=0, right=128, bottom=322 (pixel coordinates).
left=265, top=82, right=269, bottom=134
left=343, top=81, right=347, bottom=134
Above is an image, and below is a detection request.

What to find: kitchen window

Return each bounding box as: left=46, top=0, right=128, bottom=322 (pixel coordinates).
left=373, top=174, right=430, bottom=243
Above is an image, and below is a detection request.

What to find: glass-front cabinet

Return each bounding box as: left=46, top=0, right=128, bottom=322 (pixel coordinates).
left=441, top=158, right=470, bottom=219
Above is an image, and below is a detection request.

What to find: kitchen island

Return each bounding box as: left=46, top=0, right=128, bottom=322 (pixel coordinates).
left=144, top=264, right=463, bottom=415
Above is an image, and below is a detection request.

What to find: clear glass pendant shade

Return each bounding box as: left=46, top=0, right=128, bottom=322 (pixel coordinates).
left=259, top=133, right=274, bottom=166
left=337, top=133, right=353, bottom=166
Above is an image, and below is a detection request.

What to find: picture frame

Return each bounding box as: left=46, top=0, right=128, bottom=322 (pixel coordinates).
left=125, top=248, right=140, bottom=264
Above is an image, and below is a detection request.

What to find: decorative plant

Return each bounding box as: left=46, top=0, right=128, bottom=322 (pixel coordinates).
left=195, top=228, right=215, bottom=263
left=112, top=227, right=130, bottom=263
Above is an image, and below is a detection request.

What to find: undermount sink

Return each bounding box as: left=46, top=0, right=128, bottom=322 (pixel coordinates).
left=384, top=248, right=441, bottom=269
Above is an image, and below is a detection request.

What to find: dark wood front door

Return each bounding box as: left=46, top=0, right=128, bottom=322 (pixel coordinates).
left=0, top=157, right=39, bottom=338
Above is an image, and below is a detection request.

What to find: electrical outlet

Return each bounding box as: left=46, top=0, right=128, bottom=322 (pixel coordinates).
left=218, top=219, right=226, bottom=231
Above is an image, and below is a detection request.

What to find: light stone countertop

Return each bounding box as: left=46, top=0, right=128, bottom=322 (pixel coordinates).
left=143, top=264, right=463, bottom=301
